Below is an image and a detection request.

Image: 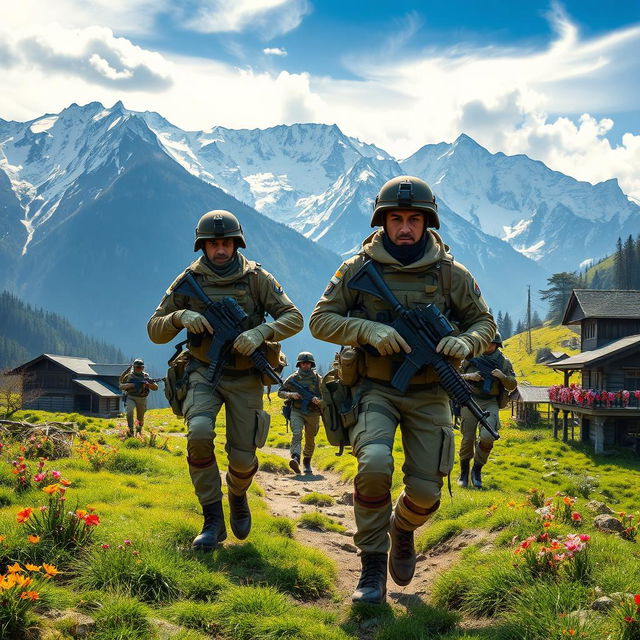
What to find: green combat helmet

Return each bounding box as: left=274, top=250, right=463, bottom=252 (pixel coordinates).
left=492, top=332, right=503, bottom=347
left=296, top=352, right=316, bottom=367
left=133, top=358, right=144, bottom=367
left=194, top=210, right=246, bottom=251
left=371, top=176, right=439, bottom=229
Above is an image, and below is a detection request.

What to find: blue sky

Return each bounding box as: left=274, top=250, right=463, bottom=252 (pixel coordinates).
left=1, top=0, right=639, bottom=197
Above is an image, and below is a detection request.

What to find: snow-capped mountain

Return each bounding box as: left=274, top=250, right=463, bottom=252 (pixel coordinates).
left=401, top=134, right=640, bottom=271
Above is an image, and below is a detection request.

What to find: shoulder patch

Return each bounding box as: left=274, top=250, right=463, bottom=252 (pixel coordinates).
left=323, top=268, right=344, bottom=296
left=473, top=280, right=481, bottom=297
left=271, top=278, right=283, bottom=295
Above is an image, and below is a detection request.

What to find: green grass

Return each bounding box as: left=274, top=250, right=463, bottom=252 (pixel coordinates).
left=298, top=511, right=347, bottom=534
left=300, top=491, right=335, bottom=506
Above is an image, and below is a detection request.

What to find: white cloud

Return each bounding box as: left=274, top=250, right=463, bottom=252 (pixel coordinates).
left=0, top=25, right=172, bottom=90
left=177, top=0, right=311, bottom=38
left=263, top=47, right=287, bottom=56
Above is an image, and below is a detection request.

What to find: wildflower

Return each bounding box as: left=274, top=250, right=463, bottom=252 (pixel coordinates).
left=33, top=473, right=45, bottom=483
left=544, top=521, right=551, bottom=528
left=507, top=500, right=516, bottom=508
left=42, top=564, right=59, bottom=577
left=579, top=534, right=590, bottom=542
left=634, top=594, right=640, bottom=606
left=7, top=563, right=22, bottom=574
left=59, top=478, right=71, bottom=487
left=20, top=591, right=39, bottom=601
left=123, top=539, right=131, bottom=545
left=75, top=509, right=87, bottom=520
left=51, top=471, right=61, bottom=479
left=0, top=536, right=5, bottom=543
left=84, top=514, right=100, bottom=527
left=14, top=575, right=32, bottom=588
left=16, top=507, right=33, bottom=523
left=571, top=512, right=582, bottom=522
left=39, top=505, right=48, bottom=513
left=563, top=496, right=573, bottom=505
left=86, top=504, right=97, bottom=512
left=27, top=535, right=40, bottom=544
left=101, top=544, right=110, bottom=549
left=625, top=616, right=636, bottom=623
left=25, top=564, right=40, bottom=572
left=42, top=484, right=60, bottom=495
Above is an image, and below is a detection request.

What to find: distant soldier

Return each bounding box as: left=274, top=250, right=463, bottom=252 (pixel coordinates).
left=119, top=358, right=158, bottom=436
left=148, top=210, right=302, bottom=551
left=278, top=352, right=322, bottom=474
left=310, top=176, right=495, bottom=604
left=458, top=332, right=517, bottom=488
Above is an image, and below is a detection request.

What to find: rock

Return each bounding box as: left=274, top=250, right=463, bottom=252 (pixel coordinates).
left=611, top=592, right=635, bottom=602
left=287, top=491, right=301, bottom=496
left=594, top=586, right=604, bottom=597
left=333, top=541, right=357, bottom=553
left=542, top=471, right=557, bottom=478
left=152, top=618, right=187, bottom=639
left=586, top=501, right=613, bottom=515
left=567, top=610, right=594, bottom=624
left=592, top=596, right=614, bottom=611
left=302, top=486, right=312, bottom=492
left=327, top=511, right=345, bottom=518
left=593, top=514, right=623, bottom=533
left=338, top=492, right=354, bottom=506
left=55, top=611, right=96, bottom=638
left=535, top=506, right=553, bottom=517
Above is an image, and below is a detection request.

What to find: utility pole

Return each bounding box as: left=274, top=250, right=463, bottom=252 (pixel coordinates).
left=526, top=285, right=532, bottom=354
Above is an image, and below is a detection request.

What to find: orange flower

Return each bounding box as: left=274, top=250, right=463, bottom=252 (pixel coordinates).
left=543, top=521, right=551, bottom=528
left=16, top=508, right=33, bottom=523
left=7, top=563, right=22, bottom=574
left=75, top=509, right=87, bottom=520
left=59, top=478, right=71, bottom=487
left=42, top=483, right=60, bottom=495
left=27, top=535, right=40, bottom=544
left=25, top=564, right=41, bottom=572
left=20, top=590, right=39, bottom=601
left=86, top=505, right=97, bottom=512
left=0, top=536, right=5, bottom=543
left=563, top=496, right=573, bottom=505
left=84, top=514, right=100, bottom=527
left=0, top=578, right=14, bottom=590
left=42, top=564, right=59, bottom=577
left=14, top=575, right=32, bottom=588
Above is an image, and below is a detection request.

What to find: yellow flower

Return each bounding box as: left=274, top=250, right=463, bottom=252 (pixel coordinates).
left=0, top=578, right=14, bottom=590
left=7, top=563, right=22, bottom=574
left=42, top=564, right=59, bottom=577
left=86, top=505, right=97, bottom=513
left=14, top=574, right=32, bottom=588
left=25, top=564, right=41, bottom=572
left=27, top=535, right=40, bottom=544
left=42, top=484, right=60, bottom=495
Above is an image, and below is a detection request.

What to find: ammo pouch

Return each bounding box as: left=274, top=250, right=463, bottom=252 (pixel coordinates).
left=337, top=346, right=363, bottom=387
left=497, top=386, right=510, bottom=410
left=165, top=341, right=191, bottom=417
left=260, top=341, right=284, bottom=385
left=254, top=409, right=271, bottom=448
left=320, top=365, right=356, bottom=455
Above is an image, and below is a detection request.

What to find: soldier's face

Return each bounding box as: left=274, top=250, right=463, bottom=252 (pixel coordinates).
left=299, top=362, right=313, bottom=371
left=484, top=343, right=498, bottom=355
left=385, top=210, right=425, bottom=245
left=204, top=238, right=235, bottom=264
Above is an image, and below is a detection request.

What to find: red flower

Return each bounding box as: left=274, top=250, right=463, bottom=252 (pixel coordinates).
left=16, top=508, right=33, bottom=523
left=634, top=594, right=640, bottom=606
left=84, top=514, right=100, bottom=527
left=571, top=512, right=582, bottom=522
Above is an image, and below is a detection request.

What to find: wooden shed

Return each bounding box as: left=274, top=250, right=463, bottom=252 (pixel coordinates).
left=511, top=385, right=551, bottom=426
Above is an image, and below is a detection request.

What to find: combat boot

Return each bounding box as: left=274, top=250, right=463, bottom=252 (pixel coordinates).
left=389, top=514, right=416, bottom=586
left=471, top=462, right=483, bottom=489
left=352, top=552, right=388, bottom=604
left=289, top=454, right=301, bottom=474
left=303, top=457, right=312, bottom=474
left=192, top=501, right=227, bottom=551
left=228, top=491, right=251, bottom=540
left=457, top=459, right=470, bottom=488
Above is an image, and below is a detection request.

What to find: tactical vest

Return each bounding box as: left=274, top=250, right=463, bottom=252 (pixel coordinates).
left=352, top=257, right=454, bottom=386
left=182, top=264, right=266, bottom=370
left=123, top=371, right=150, bottom=397
left=288, top=371, right=321, bottom=412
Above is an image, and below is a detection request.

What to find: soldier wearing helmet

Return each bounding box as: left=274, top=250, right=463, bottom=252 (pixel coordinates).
left=310, top=176, right=495, bottom=604
left=459, top=331, right=516, bottom=489
left=278, top=351, right=322, bottom=474
left=119, top=358, right=158, bottom=437
left=148, top=209, right=303, bottom=551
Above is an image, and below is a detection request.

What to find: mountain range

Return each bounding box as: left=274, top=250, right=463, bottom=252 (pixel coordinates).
left=0, top=100, right=638, bottom=368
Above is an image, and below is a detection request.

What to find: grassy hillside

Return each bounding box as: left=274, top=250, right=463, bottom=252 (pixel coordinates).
left=502, top=324, right=581, bottom=386
left=0, top=399, right=638, bottom=639
left=584, top=253, right=615, bottom=287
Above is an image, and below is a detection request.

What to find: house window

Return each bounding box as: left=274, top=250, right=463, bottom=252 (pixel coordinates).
left=624, top=369, right=640, bottom=390
left=583, top=320, right=596, bottom=340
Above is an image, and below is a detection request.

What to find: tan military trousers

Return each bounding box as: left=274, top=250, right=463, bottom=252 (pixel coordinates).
left=183, top=363, right=271, bottom=506
left=459, top=396, right=499, bottom=465
left=348, top=381, right=455, bottom=554
left=125, top=396, right=147, bottom=432
left=289, top=408, right=320, bottom=459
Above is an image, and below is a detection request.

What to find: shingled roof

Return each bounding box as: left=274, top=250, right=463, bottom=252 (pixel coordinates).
left=546, top=334, right=640, bottom=370
left=563, top=289, right=640, bottom=325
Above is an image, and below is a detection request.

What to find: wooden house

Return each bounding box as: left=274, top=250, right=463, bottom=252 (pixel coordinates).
left=511, top=385, right=551, bottom=426
left=547, top=290, right=640, bottom=454
left=10, top=354, right=129, bottom=417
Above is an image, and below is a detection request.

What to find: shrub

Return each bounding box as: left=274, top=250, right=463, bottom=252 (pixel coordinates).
left=298, top=512, right=346, bottom=533
left=106, top=451, right=157, bottom=475
left=76, top=441, right=117, bottom=471
left=91, top=595, right=151, bottom=640
left=180, top=572, right=231, bottom=602
left=123, top=438, right=144, bottom=449
left=300, top=492, right=335, bottom=507
left=262, top=516, right=296, bottom=538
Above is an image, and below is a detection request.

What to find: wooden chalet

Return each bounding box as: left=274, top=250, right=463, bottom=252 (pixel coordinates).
left=547, top=290, right=640, bottom=454
left=10, top=354, right=129, bottom=418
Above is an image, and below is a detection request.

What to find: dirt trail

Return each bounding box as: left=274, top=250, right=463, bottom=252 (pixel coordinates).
left=256, top=447, right=494, bottom=610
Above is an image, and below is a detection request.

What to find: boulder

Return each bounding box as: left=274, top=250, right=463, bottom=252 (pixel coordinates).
left=585, top=500, right=613, bottom=515
left=593, top=514, right=623, bottom=533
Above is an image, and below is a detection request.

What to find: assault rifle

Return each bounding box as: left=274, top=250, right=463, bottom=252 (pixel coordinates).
left=347, top=260, right=500, bottom=440
left=282, top=378, right=319, bottom=415
left=469, top=354, right=505, bottom=394
left=123, top=377, right=165, bottom=393
left=172, top=271, right=281, bottom=387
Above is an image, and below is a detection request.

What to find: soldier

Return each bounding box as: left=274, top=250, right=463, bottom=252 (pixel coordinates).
left=278, top=352, right=322, bottom=474
left=148, top=210, right=302, bottom=551
left=119, top=358, right=158, bottom=436
left=309, top=176, right=495, bottom=604
left=458, top=332, right=516, bottom=489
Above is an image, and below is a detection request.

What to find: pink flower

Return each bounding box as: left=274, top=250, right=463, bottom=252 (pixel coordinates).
left=101, top=544, right=110, bottom=549
left=33, top=473, right=45, bottom=483
left=51, top=471, right=61, bottom=479
left=578, top=534, right=590, bottom=542
left=571, top=512, right=582, bottom=522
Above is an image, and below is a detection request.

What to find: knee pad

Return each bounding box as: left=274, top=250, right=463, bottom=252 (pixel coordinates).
left=478, top=440, right=494, bottom=453
left=358, top=443, right=393, bottom=476
left=187, top=438, right=215, bottom=469
left=227, top=449, right=258, bottom=475
left=187, top=414, right=214, bottom=440
left=404, top=476, right=441, bottom=511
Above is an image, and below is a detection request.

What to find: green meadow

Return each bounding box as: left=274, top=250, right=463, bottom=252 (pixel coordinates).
left=0, top=383, right=638, bottom=638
